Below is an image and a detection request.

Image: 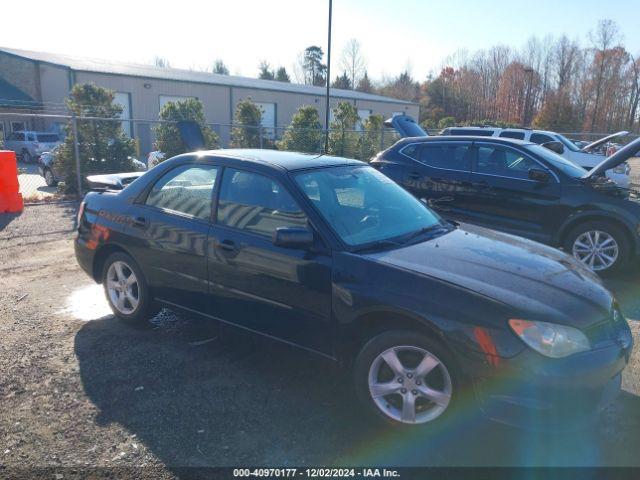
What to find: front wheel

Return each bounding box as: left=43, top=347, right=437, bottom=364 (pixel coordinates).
left=44, top=168, right=57, bottom=186
left=354, top=330, right=458, bottom=427
left=564, top=221, right=630, bottom=275
left=102, top=252, right=158, bottom=326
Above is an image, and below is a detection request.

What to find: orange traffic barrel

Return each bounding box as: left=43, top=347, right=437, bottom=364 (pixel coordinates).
left=0, top=192, right=23, bottom=213
left=0, top=150, right=19, bottom=194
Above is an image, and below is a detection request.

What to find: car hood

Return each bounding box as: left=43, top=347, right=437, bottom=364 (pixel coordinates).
left=366, top=225, right=613, bottom=327
left=585, top=136, right=640, bottom=179
left=384, top=114, right=428, bottom=138
left=581, top=131, right=628, bottom=153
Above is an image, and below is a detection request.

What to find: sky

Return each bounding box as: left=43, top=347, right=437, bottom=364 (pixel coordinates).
left=1, top=0, right=639, bottom=82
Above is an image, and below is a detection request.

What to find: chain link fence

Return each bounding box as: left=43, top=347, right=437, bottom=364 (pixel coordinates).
left=1, top=111, right=638, bottom=206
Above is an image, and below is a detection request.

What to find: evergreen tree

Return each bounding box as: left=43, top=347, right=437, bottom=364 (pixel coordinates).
left=356, top=71, right=374, bottom=93
left=258, top=61, right=275, bottom=80
left=55, top=83, right=137, bottom=193
left=154, top=98, right=219, bottom=160
left=277, top=105, right=323, bottom=153
left=212, top=59, right=229, bottom=75
left=275, top=67, right=291, bottom=83
left=231, top=98, right=263, bottom=148
left=328, top=102, right=360, bottom=158
left=331, top=73, right=352, bottom=90
left=358, top=114, right=384, bottom=160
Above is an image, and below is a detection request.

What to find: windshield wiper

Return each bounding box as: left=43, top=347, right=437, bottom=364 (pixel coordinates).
left=352, top=239, right=404, bottom=253
left=401, top=223, right=452, bottom=245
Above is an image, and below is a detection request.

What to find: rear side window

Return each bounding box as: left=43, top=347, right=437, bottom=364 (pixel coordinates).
left=418, top=144, right=473, bottom=171
left=146, top=164, right=218, bottom=220
left=36, top=134, right=60, bottom=143
left=499, top=131, right=525, bottom=140
left=530, top=133, right=555, bottom=145
left=217, top=169, right=308, bottom=238
left=449, top=129, right=495, bottom=137
left=9, top=132, right=25, bottom=141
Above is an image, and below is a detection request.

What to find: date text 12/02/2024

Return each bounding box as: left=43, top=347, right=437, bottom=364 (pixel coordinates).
left=232, top=468, right=400, bottom=478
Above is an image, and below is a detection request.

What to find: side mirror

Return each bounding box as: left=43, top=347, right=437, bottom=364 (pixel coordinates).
left=542, top=141, right=564, bottom=155
left=272, top=227, right=314, bottom=249
left=529, top=168, right=551, bottom=183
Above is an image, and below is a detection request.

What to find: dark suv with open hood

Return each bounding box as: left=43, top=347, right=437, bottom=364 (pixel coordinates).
left=371, top=133, right=640, bottom=275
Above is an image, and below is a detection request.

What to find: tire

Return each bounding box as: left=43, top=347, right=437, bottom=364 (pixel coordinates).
left=563, top=220, right=630, bottom=275
left=353, top=330, right=460, bottom=427
left=22, top=150, right=32, bottom=163
left=44, top=168, right=57, bottom=187
left=101, top=252, right=159, bottom=327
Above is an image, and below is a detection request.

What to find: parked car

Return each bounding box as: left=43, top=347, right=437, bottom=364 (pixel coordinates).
left=440, top=127, right=630, bottom=187
left=75, top=149, right=632, bottom=429
left=38, top=146, right=146, bottom=187
left=371, top=135, right=640, bottom=274
left=4, top=131, right=61, bottom=163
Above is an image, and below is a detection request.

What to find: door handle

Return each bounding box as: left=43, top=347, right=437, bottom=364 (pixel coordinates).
left=218, top=239, right=237, bottom=252
left=131, top=216, right=148, bottom=228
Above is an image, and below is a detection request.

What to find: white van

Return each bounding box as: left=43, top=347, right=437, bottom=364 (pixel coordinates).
left=441, top=127, right=630, bottom=187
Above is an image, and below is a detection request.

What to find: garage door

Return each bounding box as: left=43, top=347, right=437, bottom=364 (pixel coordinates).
left=114, top=92, right=132, bottom=137
left=256, top=102, right=276, bottom=138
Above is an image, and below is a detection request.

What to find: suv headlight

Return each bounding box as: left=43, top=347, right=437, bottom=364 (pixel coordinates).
left=612, top=162, right=629, bottom=175
left=508, top=319, right=590, bottom=358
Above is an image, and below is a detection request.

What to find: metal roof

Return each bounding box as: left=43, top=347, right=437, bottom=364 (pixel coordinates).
left=0, top=47, right=416, bottom=106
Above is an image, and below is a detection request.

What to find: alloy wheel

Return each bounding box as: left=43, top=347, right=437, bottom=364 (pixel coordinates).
left=45, top=170, right=54, bottom=186
left=572, top=230, right=619, bottom=271
left=106, top=261, right=140, bottom=315
left=368, top=345, right=452, bottom=424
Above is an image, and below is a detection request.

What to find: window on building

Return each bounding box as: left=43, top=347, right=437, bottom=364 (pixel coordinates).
left=217, top=169, right=308, bottom=238
left=114, top=92, right=133, bottom=137
left=145, top=164, right=219, bottom=220
left=255, top=102, right=276, bottom=139
left=11, top=121, right=26, bottom=132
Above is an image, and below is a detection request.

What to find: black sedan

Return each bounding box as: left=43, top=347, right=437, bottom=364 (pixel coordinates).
left=75, top=149, right=632, bottom=429
left=371, top=135, right=640, bottom=275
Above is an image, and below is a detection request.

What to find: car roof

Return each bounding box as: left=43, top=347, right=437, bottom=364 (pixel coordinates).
left=394, top=136, right=535, bottom=148
left=446, top=126, right=560, bottom=135
left=198, top=149, right=364, bottom=171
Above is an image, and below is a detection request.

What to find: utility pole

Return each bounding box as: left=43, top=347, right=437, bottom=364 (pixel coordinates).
left=324, top=0, right=333, bottom=153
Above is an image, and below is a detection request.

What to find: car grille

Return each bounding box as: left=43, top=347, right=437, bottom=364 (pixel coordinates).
left=587, top=310, right=633, bottom=349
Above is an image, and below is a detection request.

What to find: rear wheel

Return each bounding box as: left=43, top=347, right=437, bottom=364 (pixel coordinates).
left=354, top=330, right=459, bottom=427
left=564, top=220, right=630, bottom=275
left=44, top=168, right=57, bottom=186
left=21, top=149, right=32, bottom=163
left=102, top=252, right=158, bottom=326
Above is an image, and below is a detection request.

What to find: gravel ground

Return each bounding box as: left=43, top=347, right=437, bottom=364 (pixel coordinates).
left=0, top=203, right=639, bottom=477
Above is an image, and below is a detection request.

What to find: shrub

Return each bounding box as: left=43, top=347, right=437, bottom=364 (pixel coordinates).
left=277, top=105, right=323, bottom=153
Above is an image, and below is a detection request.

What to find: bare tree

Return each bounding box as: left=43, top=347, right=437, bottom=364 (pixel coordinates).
left=340, top=39, right=366, bottom=90
left=154, top=56, right=171, bottom=68
left=588, top=19, right=621, bottom=131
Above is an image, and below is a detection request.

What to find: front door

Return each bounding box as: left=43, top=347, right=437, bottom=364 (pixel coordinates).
left=207, top=167, right=333, bottom=355
left=467, top=143, right=561, bottom=242
left=125, top=163, right=219, bottom=312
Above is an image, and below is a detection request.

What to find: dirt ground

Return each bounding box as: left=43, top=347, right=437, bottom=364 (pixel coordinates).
left=1, top=203, right=639, bottom=477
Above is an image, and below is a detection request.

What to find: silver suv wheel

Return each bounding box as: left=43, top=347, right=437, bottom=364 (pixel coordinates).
left=572, top=230, right=619, bottom=271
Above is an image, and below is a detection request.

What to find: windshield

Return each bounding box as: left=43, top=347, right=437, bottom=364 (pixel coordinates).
left=554, top=133, right=582, bottom=152
left=294, top=165, right=442, bottom=248
left=527, top=144, right=587, bottom=178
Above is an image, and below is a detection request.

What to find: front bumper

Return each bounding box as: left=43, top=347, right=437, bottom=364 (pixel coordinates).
left=468, top=334, right=633, bottom=431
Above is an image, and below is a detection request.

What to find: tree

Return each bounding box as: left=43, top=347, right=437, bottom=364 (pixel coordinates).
left=277, top=105, right=323, bottom=153
left=340, top=39, right=366, bottom=89
left=358, top=114, right=384, bottom=160
left=154, top=98, right=219, bottom=160
left=328, top=102, right=360, bottom=157
left=356, top=71, right=374, bottom=93
left=54, top=83, right=137, bottom=193
left=378, top=71, right=420, bottom=102
left=437, top=116, right=456, bottom=129
left=587, top=19, right=620, bottom=131
left=301, top=46, right=327, bottom=86
left=331, top=72, right=352, bottom=90
left=212, top=59, right=229, bottom=75
left=275, top=67, right=290, bottom=83
left=231, top=98, right=263, bottom=148
left=258, top=61, right=275, bottom=80
left=154, top=56, right=170, bottom=68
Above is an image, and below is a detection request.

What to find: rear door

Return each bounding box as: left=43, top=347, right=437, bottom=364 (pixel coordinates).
left=466, top=142, right=561, bottom=242
left=125, top=162, right=220, bottom=312
left=398, top=142, right=475, bottom=218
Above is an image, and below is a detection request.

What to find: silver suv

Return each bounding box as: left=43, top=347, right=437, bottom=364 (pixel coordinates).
left=4, top=131, right=61, bottom=163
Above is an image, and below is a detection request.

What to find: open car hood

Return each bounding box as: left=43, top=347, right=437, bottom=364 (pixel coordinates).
left=383, top=114, right=428, bottom=138
left=581, top=130, right=629, bottom=152
left=584, top=136, right=640, bottom=179
left=86, top=172, right=144, bottom=190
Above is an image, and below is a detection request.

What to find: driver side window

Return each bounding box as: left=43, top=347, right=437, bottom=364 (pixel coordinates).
left=476, top=146, right=541, bottom=180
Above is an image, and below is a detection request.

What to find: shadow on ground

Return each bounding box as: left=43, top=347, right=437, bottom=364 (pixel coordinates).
left=0, top=212, right=22, bottom=232
left=74, top=312, right=640, bottom=469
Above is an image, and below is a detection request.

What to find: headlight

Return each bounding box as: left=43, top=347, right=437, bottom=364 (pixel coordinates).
left=508, top=319, right=590, bottom=358
left=612, top=162, right=629, bottom=175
